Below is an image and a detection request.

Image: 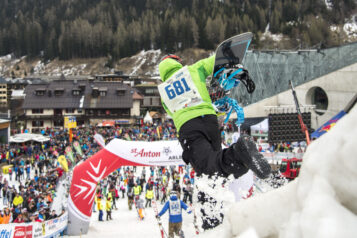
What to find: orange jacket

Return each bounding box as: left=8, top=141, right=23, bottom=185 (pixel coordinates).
left=2, top=214, right=10, bottom=224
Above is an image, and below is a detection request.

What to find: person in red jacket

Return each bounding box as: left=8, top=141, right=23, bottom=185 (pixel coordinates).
left=13, top=213, right=24, bottom=223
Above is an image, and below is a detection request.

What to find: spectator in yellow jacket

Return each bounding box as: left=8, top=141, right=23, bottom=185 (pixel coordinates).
left=145, top=188, right=154, bottom=208
left=13, top=193, right=23, bottom=208
left=97, top=196, right=104, bottom=221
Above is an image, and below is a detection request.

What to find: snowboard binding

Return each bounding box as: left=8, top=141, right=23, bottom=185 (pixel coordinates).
left=213, top=64, right=255, bottom=94
left=213, top=96, right=244, bottom=126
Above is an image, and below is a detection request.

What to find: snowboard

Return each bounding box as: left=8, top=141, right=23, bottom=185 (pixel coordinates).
left=209, top=32, right=254, bottom=103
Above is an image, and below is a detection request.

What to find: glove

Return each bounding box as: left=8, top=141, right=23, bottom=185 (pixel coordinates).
left=156, top=215, right=160, bottom=219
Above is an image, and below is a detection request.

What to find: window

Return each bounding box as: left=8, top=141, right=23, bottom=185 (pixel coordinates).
left=32, top=109, right=43, bottom=114
left=55, top=90, right=64, bottom=96
left=77, top=109, right=83, bottom=113
left=54, top=120, right=63, bottom=127
left=32, top=120, right=44, bottom=127
left=100, top=91, right=107, bottom=96
left=65, top=109, right=75, bottom=114
left=145, top=89, right=154, bottom=94
left=116, top=88, right=126, bottom=96
left=306, top=87, right=328, bottom=116
left=35, top=90, right=45, bottom=96
left=72, top=90, right=80, bottom=96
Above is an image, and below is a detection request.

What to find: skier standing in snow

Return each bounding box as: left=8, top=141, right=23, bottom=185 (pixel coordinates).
left=157, top=191, right=191, bottom=238
left=158, top=55, right=271, bottom=179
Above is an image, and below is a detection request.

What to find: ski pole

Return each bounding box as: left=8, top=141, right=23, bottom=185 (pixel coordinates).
left=190, top=204, right=200, bottom=235
left=152, top=200, right=167, bottom=238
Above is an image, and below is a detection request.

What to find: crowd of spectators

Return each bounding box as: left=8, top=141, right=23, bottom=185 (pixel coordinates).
left=0, top=119, right=240, bottom=224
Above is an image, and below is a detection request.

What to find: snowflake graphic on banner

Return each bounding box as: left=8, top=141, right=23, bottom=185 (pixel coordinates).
left=74, top=159, right=107, bottom=204
left=162, top=147, right=171, bottom=156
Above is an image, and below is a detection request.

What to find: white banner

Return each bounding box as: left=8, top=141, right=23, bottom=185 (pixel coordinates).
left=105, top=139, right=185, bottom=166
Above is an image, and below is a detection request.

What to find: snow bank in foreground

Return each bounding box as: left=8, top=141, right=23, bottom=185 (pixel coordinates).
left=225, top=105, right=357, bottom=238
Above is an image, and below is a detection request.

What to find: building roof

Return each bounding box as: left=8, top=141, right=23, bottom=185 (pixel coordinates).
left=23, top=80, right=134, bottom=109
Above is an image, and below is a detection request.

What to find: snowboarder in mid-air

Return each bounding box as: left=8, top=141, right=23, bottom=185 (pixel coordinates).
left=157, top=191, right=191, bottom=238
left=158, top=54, right=271, bottom=180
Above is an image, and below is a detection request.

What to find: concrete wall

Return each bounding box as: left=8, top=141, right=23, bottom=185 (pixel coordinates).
left=244, top=62, right=357, bottom=129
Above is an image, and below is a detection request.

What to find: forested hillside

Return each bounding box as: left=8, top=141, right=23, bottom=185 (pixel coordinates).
left=0, top=0, right=356, bottom=60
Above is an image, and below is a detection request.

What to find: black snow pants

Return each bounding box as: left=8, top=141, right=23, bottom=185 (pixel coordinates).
left=178, top=114, right=247, bottom=178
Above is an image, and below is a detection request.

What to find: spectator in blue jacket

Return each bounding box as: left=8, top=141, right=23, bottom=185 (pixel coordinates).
left=157, top=191, right=191, bottom=238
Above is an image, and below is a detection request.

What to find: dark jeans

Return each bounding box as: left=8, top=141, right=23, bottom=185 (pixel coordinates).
left=98, top=210, right=103, bottom=221
left=178, top=114, right=246, bottom=177
left=145, top=199, right=152, bottom=208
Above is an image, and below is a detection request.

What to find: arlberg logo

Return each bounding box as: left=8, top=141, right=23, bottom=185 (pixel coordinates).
left=131, top=148, right=161, bottom=157
left=162, top=147, right=172, bottom=156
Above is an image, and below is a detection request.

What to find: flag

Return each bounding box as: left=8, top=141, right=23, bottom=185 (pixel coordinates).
left=65, top=146, right=75, bottom=164
left=94, top=134, right=106, bottom=148
left=73, top=141, right=83, bottom=156
left=156, top=127, right=160, bottom=139
left=57, top=155, right=68, bottom=172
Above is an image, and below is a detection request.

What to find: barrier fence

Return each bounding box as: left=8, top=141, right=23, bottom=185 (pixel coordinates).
left=0, top=212, right=67, bottom=238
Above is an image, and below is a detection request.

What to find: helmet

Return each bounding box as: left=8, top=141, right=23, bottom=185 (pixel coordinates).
left=160, top=54, right=182, bottom=64
left=169, top=191, right=177, bottom=198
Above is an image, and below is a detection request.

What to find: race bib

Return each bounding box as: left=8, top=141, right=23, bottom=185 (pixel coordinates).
left=158, top=66, right=203, bottom=113
left=169, top=200, right=181, bottom=216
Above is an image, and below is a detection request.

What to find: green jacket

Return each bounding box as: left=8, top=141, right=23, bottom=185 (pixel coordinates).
left=158, top=55, right=216, bottom=132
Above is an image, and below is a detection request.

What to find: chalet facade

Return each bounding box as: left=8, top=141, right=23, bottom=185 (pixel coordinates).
left=22, top=80, right=143, bottom=132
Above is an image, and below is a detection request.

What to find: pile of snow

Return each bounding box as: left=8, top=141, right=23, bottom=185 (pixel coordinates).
left=325, top=0, right=333, bottom=10
left=0, top=54, right=13, bottom=62
left=33, top=60, right=45, bottom=74
left=224, top=104, right=357, bottom=238
left=344, top=15, right=357, bottom=38
left=128, top=49, right=161, bottom=76
left=261, top=24, right=283, bottom=42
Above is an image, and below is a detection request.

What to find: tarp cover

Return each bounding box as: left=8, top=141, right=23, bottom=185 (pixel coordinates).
left=10, top=133, right=50, bottom=143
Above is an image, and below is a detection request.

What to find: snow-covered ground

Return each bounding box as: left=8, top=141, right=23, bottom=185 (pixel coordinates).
left=69, top=105, right=357, bottom=238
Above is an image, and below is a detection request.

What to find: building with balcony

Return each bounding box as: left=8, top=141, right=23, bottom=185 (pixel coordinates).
left=133, top=82, right=164, bottom=118
left=22, top=80, right=143, bottom=132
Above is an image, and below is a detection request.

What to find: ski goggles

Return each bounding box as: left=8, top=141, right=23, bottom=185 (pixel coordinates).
left=160, top=54, right=182, bottom=64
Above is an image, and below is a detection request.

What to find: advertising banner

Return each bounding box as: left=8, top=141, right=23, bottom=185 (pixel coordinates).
left=0, top=212, right=67, bottom=238
left=64, top=116, right=77, bottom=129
